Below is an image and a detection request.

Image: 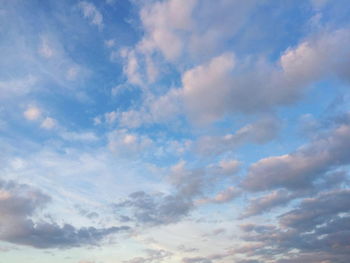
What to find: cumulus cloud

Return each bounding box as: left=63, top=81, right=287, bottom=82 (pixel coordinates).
left=182, top=52, right=235, bottom=124
left=0, top=179, right=129, bottom=249
left=181, top=29, right=350, bottom=123
left=242, top=123, right=350, bottom=191
left=139, top=0, right=197, bottom=61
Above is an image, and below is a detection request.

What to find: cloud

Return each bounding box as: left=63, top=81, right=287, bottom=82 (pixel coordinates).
left=242, top=123, right=350, bottom=191
left=0, top=75, right=37, bottom=99
left=182, top=254, right=225, bottom=263
left=279, top=189, right=350, bottom=230
left=107, top=129, right=153, bottom=157
left=137, top=0, right=261, bottom=62
left=123, top=249, right=173, bottom=263
left=197, top=186, right=241, bottom=205
left=120, top=48, right=142, bottom=86
left=111, top=88, right=182, bottom=128
left=237, top=190, right=350, bottom=262
left=59, top=131, right=98, bottom=142
left=40, top=117, right=56, bottom=129
left=0, top=179, right=129, bottom=249
left=139, top=0, right=197, bottom=61
left=114, top=191, right=193, bottom=226
left=78, top=1, right=103, bottom=30
left=182, top=52, right=235, bottom=124
left=241, top=190, right=293, bottom=218
left=38, top=36, right=54, bottom=58
left=182, top=257, right=212, bottom=263
left=196, top=116, right=280, bottom=155
left=24, top=106, right=41, bottom=121
left=180, top=28, right=350, bottom=123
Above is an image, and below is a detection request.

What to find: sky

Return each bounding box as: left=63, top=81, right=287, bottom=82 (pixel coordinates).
left=1, top=0, right=350, bottom=262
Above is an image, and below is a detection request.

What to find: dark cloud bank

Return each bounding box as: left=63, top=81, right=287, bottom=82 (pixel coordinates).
left=0, top=179, right=129, bottom=249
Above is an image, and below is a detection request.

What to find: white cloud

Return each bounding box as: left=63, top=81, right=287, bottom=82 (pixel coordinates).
left=139, top=0, right=197, bottom=61
left=78, top=1, right=104, bottom=30
left=182, top=52, right=235, bottom=124
left=59, top=131, right=98, bottom=142
left=24, top=106, right=41, bottom=121
left=66, top=67, right=79, bottom=81
left=105, top=39, right=116, bottom=48
left=38, top=36, right=54, bottom=58
left=0, top=75, right=37, bottom=99
left=106, top=88, right=182, bottom=128
left=107, top=129, right=153, bottom=157
left=105, top=111, right=118, bottom=124
left=40, top=117, right=56, bottom=129
left=120, top=48, right=142, bottom=86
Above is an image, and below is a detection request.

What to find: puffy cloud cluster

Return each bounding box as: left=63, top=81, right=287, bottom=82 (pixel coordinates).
left=120, top=0, right=350, bottom=126
left=181, top=29, right=350, bottom=123
left=242, top=123, right=350, bottom=191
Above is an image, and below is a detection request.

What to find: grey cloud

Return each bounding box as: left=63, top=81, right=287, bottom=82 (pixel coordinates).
left=239, top=223, right=276, bottom=233
left=177, top=244, right=199, bottom=253
left=114, top=191, right=193, bottom=226
left=279, top=189, right=350, bottom=230
left=182, top=253, right=225, bottom=263
left=114, top=160, right=241, bottom=226
left=182, top=257, right=212, bottom=263
left=239, top=189, right=350, bottom=262
left=75, top=205, right=99, bottom=220
left=242, top=123, right=350, bottom=191
left=241, top=170, right=347, bottom=218
left=235, top=260, right=262, bottom=263
left=240, top=190, right=294, bottom=218
left=0, top=179, right=129, bottom=249
left=123, top=249, right=172, bottom=263
left=169, top=160, right=240, bottom=201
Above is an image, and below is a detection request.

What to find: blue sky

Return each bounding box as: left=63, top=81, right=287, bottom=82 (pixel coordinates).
left=1, top=0, right=350, bottom=262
